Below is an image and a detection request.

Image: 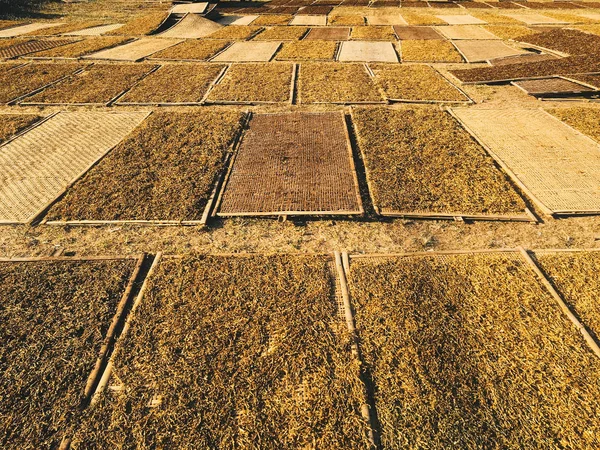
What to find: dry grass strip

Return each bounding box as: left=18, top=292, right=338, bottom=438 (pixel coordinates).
left=24, top=21, right=105, bottom=36
left=298, top=62, right=384, bottom=103
left=207, top=25, right=262, bottom=40
left=276, top=40, right=337, bottom=60
left=482, top=25, right=535, bottom=39
left=450, top=54, right=600, bottom=83
left=351, top=26, right=397, bottom=40
left=149, top=40, right=229, bottom=61
left=207, top=63, right=293, bottom=103
left=535, top=251, right=600, bottom=339
left=254, top=26, right=308, bottom=40
left=371, top=64, right=468, bottom=102
left=400, top=11, right=446, bottom=25
left=349, top=252, right=600, bottom=449
left=400, top=40, right=463, bottom=62
left=547, top=107, right=600, bottom=143
left=24, top=64, right=155, bottom=104
left=106, top=12, right=168, bottom=36
left=0, top=62, right=82, bottom=103
left=0, top=114, right=42, bottom=144
left=352, top=107, right=527, bottom=216
left=30, top=37, right=129, bottom=58
left=468, top=11, right=523, bottom=24
left=46, top=110, right=244, bottom=222
left=0, top=258, right=136, bottom=449
left=517, top=28, right=600, bottom=55
left=217, top=112, right=362, bottom=215
left=252, top=14, right=293, bottom=25
left=71, top=254, right=372, bottom=449
left=329, top=15, right=366, bottom=25
left=118, top=64, right=225, bottom=104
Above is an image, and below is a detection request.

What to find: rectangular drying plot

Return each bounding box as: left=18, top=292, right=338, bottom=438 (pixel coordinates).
left=70, top=254, right=372, bottom=449
left=206, top=63, right=293, bottom=104
left=393, top=26, right=443, bottom=40
left=513, top=78, right=597, bottom=97
left=0, top=256, right=139, bottom=449
left=211, top=41, right=280, bottom=62
left=0, top=22, right=64, bottom=38
left=45, top=111, right=244, bottom=224
left=217, top=112, right=363, bottom=216
left=84, top=38, right=181, bottom=61
left=451, top=108, right=600, bottom=216
left=0, top=38, right=77, bottom=58
left=65, top=23, right=124, bottom=36
left=0, top=113, right=43, bottom=144
left=0, top=111, right=148, bottom=224
left=534, top=250, right=600, bottom=340
left=352, top=107, right=530, bottom=221
left=502, top=13, right=567, bottom=25
left=348, top=252, right=600, bottom=450
left=0, top=63, right=82, bottom=103
left=117, top=64, right=225, bottom=104
left=22, top=64, right=155, bottom=105
left=453, top=40, right=528, bottom=63
left=436, top=14, right=487, bottom=25
left=435, top=25, right=499, bottom=40
left=304, top=26, right=350, bottom=40
left=338, top=41, right=398, bottom=62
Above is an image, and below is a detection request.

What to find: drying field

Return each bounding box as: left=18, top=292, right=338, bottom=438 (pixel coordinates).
left=351, top=25, right=396, bottom=40
left=117, top=64, right=224, bottom=104
left=275, top=40, right=337, bottom=60
left=23, top=63, right=155, bottom=104
left=351, top=107, right=527, bottom=218
left=0, top=63, right=82, bottom=103
left=105, top=12, right=167, bottom=36
left=298, top=62, right=384, bottom=103
left=400, top=39, right=462, bottom=62
left=0, top=113, right=41, bottom=143
left=30, top=37, right=130, bottom=58
left=254, top=25, right=308, bottom=40
left=149, top=39, right=229, bottom=61
left=348, top=252, right=600, bottom=449
left=207, top=63, right=293, bottom=103
left=370, top=63, right=467, bottom=102
left=46, top=110, right=244, bottom=222
left=71, top=254, right=372, bottom=449
left=0, top=257, right=137, bottom=449
left=535, top=251, right=600, bottom=338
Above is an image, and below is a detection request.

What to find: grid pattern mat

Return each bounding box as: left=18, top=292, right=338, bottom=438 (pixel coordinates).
left=452, top=108, right=600, bottom=214
left=85, top=38, right=181, bottom=61
left=0, top=39, right=77, bottom=58
left=514, top=78, right=596, bottom=95
left=436, top=14, right=486, bottom=25
left=435, top=25, right=498, bottom=40
left=453, top=40, right=528, bottom=63
left=393, top=26, right=442, bottom=40
left=211, top=41, right=280, bottom=62
left=218, top=112, right=362, bottom=215
left=0, top=111, right=148, bottom=223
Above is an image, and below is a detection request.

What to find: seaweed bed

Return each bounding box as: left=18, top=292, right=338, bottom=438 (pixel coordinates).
left=0, top=258, right=135, bottom=449
left=207, top=63, right=293, bottom=103
left=71, top=255, right=372, bottom=449
left=298, top=62, right=384, bottom=103
left=118, top=64, right=224, bottom=104
left=24, top=64, right=154, bottom=104
left=0, top=113, right=42, bottom=144
left=535, top=251, right=600, bottom=339
left=351, top=107, right=527, bottom=215
left=349, top=252, right=600, bottom=449
left=46, top=110, right=245, bottom=221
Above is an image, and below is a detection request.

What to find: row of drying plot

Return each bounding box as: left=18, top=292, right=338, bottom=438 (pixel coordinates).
left=2, top=106, right=600, bottom=225
left=0, top=61, right=470, bottom=106
left=2, top=249, right=600, bottom=449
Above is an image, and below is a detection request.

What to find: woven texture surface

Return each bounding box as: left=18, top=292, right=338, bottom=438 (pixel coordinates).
left=514, top=78, right=595, bottom=95
left=393, top=26, right=442, bottom=40
left=211, top=41, right=280, bottom=62
left=436, top=14, right=486, bottom=25
left=0, top=39, right=76, bottom=58
left=502, top=13, right=566, bottom=25
left=86, top=38, right=180, bottom=61
left=453, top=108, right=600, bottom=213
left=66, top=23, right=124, bottom=36
left=0, top=23, right=63, bottom=38
left=338, top=41, right=398, bottom=62
left=0, top=111, right=147, bottom=222
left=219, top=112, right=362, bottom=215
left=435, top=25, right=498, bottom=40
left=453, top=40, right=528, bottom=62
